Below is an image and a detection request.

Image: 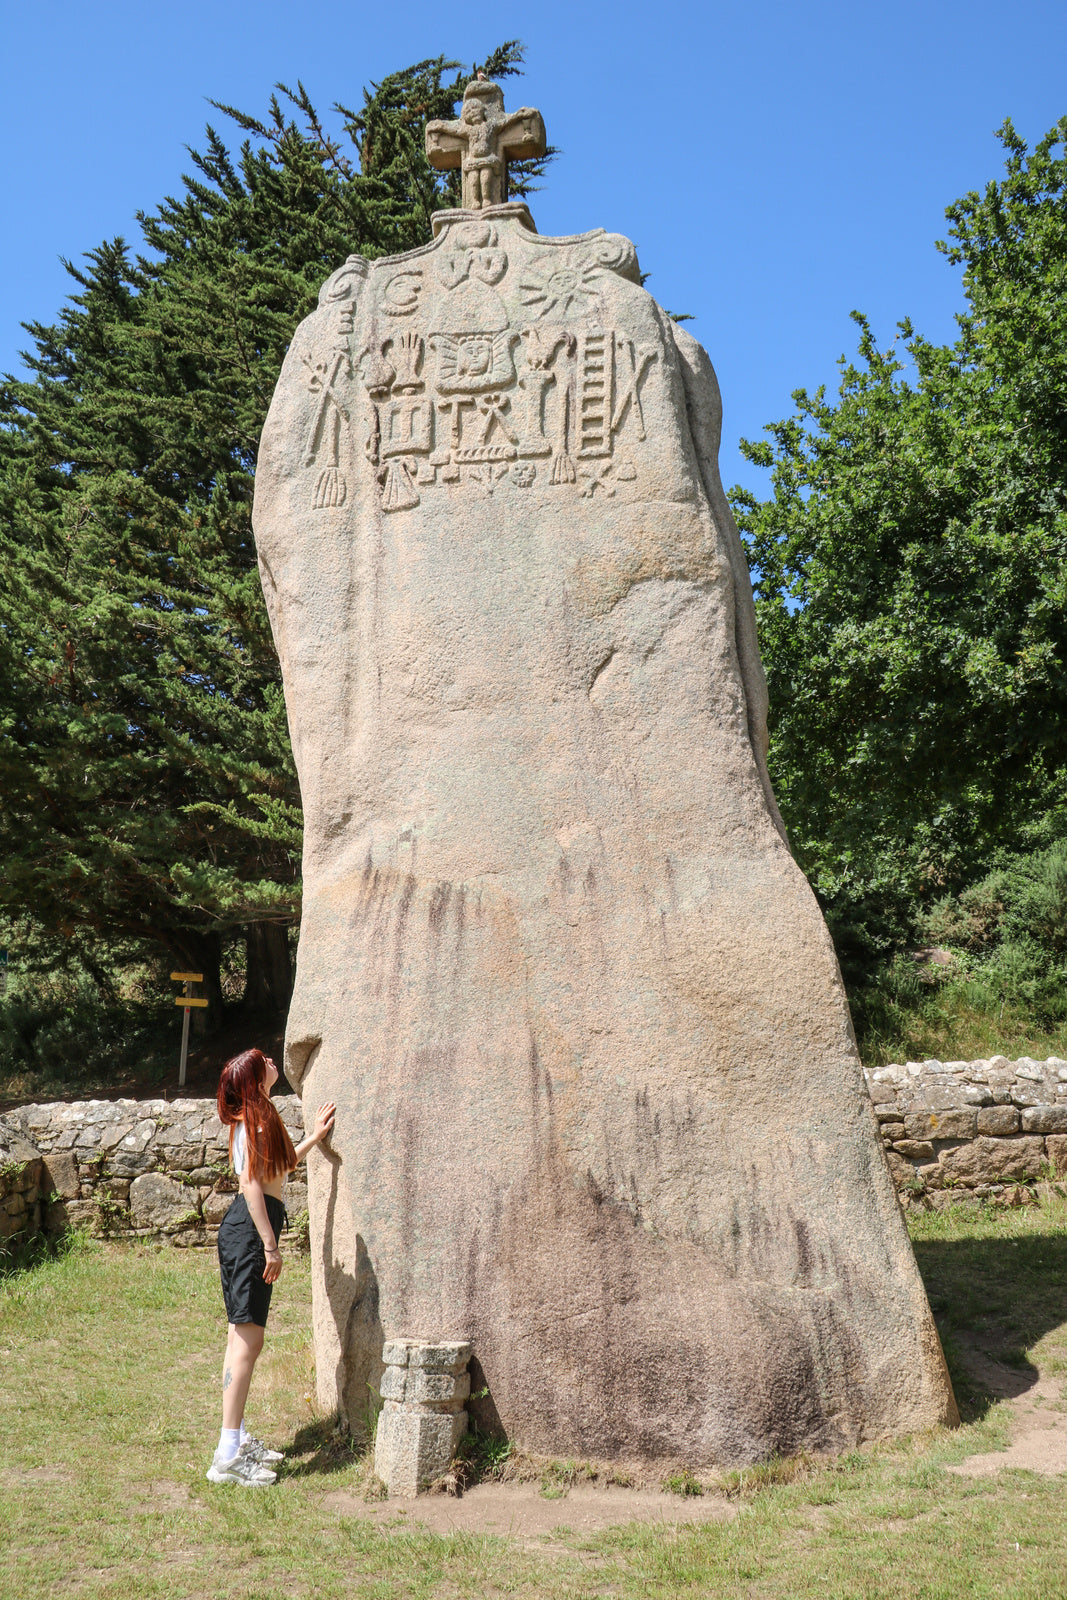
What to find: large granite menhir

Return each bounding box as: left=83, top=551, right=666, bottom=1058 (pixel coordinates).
left=253, top=81, right=956, bottom=1465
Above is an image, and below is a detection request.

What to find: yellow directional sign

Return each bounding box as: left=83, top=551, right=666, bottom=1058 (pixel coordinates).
left=170, top=971, right=204, bottom=983
left=175, top=996, right=210, bottom=1008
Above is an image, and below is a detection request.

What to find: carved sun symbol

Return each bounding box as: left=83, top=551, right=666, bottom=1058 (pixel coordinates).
left=518, top=257, right=601, bottom=319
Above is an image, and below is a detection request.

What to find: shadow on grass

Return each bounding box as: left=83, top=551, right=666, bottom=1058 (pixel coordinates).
left=282, top=1412, right=374, bottom=1479
left=912, top=1227, right=1067, bottom=1421
left=0, top=1225, right=82, bottom=1283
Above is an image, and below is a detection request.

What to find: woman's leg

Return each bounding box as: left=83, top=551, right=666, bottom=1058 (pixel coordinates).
left=222, top=1321, right=265, bottom=1431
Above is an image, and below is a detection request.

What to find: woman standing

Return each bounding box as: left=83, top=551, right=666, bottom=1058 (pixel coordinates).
left=207, top=1048, right=335, bottom=1485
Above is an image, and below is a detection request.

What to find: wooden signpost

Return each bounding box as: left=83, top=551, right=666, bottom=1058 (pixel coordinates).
left=171, top=971, right=207, bottom=1087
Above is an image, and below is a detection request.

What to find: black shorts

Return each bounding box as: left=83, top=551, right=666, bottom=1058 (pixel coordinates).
left=217, top=1193, right=287, bottom=1327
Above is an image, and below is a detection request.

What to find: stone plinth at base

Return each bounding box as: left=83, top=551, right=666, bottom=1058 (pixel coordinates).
left=374, top=1339, right=471, bottom=1498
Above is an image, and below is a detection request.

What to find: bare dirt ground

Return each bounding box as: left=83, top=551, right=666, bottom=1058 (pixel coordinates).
left=323, top=1480, right=738, bottom=1538
left=947, top=1339, right=1067, bottom=1478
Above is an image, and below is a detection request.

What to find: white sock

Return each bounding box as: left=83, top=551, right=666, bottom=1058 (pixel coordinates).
left=239, top=1420, right=250, bottom=1445
left=218, top=1427, right=241, bottom=1461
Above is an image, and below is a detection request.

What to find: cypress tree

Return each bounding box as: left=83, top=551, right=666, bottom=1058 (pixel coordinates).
left=0, top=44, right=550, bottom=1028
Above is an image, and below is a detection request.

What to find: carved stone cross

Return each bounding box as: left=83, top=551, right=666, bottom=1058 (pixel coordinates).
left=426, top=79, right=547, bottom=212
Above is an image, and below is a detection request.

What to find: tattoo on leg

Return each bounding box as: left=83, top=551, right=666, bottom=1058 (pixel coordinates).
left=223, top=1367, right=233, bottom=1391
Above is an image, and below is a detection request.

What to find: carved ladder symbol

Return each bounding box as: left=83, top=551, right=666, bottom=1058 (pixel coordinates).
left=576, top=329, right=612, bottom=459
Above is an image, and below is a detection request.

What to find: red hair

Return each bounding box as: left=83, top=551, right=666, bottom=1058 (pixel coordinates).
left=217, top=1049, right=297, bottom=1183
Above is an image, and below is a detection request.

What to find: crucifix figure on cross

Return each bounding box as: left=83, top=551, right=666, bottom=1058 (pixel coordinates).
left=426, top=79, right=547, bottom=212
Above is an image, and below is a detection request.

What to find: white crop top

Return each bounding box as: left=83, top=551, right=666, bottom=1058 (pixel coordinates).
left=233, top=1121, right=248, bottom=1177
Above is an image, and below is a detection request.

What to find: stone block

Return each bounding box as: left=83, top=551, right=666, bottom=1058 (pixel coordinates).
left=168, top=1144, right=206, bottom=1172
left=883, top=1150, right=914, bottom=1188
left=373, top=1337, right=471, bottom=1495
left=903, top=1111, right=976, bottom=1141
left=1046, top=1135, right=1067, bottom=1175
left=62, top=1199, right=105, bottom=1233
left=873, top=1103, right=903, bottom=1122
left=374, top=1405, right=467, bottom=1498
left=923, top=1089, right=970, bottom=1114
left=880, top=1122, right=906, bottom=1142
left=117, top=1120, right=157, bottom=1157
left=380, top=1367, right=471, bottom=1405
left=98, top=1123, right=133, bottom=1152
left=917, top=1163, right=943, bottom=1189
left=939, top=1136, right=1045, bottom=1187
left=893, top=1140, right=936, bottom=1163
left=927, top=1189, right=980, bottom=1213
left=977, top=1105, right=1020, bottom=1136
left=381, top=1338, right=471, bottom=1373
left=129, top=1173, right=197, bottom=1231
left=172, top=1227, right=210, bottom=1248
left=1011, top=1088, right=1045, bottom=1107
left=1013, top=1059, right=1045, bottom=1081
left=203, top=1191, right=235, bottom=1226
left=1020, top=1106, right=1067, bottom=1134
left=868, top=1083, right=897, bottom=1105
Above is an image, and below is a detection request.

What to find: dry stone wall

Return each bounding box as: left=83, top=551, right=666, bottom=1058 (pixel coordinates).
left=0, top=1121, right=45, bottom=1247
left=4, top=1062, right=1067, bottom=1254
left=865, top=1056, right=1067, bottom=1208
left=0, top=1096, right=306, bottom=1250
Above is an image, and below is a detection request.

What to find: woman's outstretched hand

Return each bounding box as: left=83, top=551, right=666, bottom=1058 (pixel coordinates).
left=312, top=1102, right=336, bottom=1144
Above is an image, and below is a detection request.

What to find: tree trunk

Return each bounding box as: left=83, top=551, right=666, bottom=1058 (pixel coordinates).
left=243, top=921, right=293, bottom=1020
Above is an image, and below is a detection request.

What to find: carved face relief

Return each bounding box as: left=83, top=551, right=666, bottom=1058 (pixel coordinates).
left=456, top=338, right=492, bottom=378
left=432, top=331, right=518, bottom=394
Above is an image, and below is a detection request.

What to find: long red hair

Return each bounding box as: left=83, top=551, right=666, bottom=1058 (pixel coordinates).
left=217, top=1049, right=297, bottom=1183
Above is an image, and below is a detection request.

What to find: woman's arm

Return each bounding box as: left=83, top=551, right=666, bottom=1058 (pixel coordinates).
left=241, top=1174, right=282, bottom=1283
left=292, top=1101, right=336, bottom=1166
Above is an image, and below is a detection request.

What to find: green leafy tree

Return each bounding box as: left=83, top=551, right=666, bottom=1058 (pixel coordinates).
left=732, top=116, right=1067, bottom=983
left=0, top=44, right=549, bottom=1026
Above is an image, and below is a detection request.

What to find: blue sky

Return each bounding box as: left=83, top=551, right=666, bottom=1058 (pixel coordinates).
left=2, top=0, right=1064, bottom=495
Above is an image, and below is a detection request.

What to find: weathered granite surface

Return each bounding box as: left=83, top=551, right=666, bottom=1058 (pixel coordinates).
left=251, top=82, right=956, bottom=1467
left=0, top=1097, right=307, bottom=1248
left=375, top=1338, right=471, bottom=1496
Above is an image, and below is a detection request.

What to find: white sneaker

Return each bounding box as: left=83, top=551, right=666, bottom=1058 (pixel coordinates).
left=206, top=1443, right=276, bottom=1485
left=242, top=1434, right=284, bottom=1465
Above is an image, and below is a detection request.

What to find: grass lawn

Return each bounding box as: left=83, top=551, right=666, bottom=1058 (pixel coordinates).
left=2, top=1204, right=1067, bottom=1600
